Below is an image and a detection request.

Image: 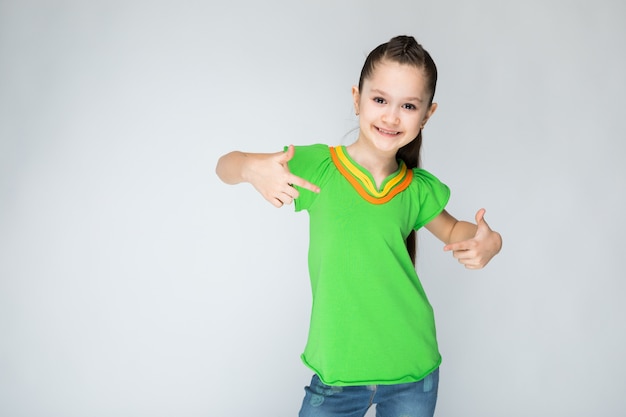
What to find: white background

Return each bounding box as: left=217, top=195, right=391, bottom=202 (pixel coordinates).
left=1, top=1, right=625, bottom=416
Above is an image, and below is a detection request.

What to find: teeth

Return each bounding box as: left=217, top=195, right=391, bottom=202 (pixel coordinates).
left=378, top=128, right=399, bottom=135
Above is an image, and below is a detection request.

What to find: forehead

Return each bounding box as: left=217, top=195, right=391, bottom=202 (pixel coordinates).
left=364, top=60, right=428, bottom=98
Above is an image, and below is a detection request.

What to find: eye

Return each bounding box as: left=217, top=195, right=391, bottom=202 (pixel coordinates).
left=403, top=103, right=417, bottom=110
left=373, top=97, right=386, bottom=104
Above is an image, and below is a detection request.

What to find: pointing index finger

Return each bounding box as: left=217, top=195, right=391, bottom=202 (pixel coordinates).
left=443, top=240, right=469, bottom=252
left=289, top=174, right=320, bottom=193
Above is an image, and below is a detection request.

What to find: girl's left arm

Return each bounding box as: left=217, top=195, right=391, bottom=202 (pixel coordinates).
left=425, top=208, right=502, bottom=269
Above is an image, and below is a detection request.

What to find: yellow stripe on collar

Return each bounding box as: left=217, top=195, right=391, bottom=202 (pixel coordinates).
left=330, top=146, right=413, bottom=204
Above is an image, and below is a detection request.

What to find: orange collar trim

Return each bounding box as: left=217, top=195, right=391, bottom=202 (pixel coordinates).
left=329, top=146, right=413, bottom=204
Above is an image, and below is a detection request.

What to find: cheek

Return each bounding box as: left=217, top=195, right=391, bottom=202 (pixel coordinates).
left=416, top=109, right=432, bottom=124
left=358, top=103, right=379, bottom=121
left=408, top=113, right=425, bottom=128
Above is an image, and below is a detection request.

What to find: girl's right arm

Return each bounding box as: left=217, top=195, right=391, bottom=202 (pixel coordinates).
left=216, top=144, right=320, bottom=208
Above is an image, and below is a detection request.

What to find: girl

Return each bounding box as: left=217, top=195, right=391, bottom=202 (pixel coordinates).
left=216, top=35, right=502, bottom=417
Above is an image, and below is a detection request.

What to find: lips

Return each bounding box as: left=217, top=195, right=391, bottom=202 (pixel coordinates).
left=376, top=126, right=400, bottom=136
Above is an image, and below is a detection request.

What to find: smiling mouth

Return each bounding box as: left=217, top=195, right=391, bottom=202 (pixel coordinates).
left=376, top=126, right=400, bottom=136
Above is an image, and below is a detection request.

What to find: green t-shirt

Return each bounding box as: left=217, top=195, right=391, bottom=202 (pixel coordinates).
left=288, top=144, right=450, bottom=386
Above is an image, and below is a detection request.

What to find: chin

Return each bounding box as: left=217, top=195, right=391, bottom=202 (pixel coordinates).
left=372, top=138, right=410, bottom=154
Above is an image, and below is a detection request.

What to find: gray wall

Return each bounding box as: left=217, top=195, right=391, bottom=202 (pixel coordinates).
left=1, top=1, right=625, bottom=416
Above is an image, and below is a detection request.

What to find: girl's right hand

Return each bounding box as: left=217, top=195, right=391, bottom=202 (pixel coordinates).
left=246, top=145, right=320, bottom=208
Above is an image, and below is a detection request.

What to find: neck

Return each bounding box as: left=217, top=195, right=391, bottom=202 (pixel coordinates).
left=345, top=142, right=398, bottom=187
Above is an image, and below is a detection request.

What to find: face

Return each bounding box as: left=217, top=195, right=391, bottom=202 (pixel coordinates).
left=353, top=60, right=437, bottom=156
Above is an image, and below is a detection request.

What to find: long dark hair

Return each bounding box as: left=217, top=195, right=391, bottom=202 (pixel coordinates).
left=357, top=35, right=438, bottom=264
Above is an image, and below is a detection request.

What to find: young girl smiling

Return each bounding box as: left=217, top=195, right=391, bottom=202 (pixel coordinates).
left=216, top=35, right=502, bottom=417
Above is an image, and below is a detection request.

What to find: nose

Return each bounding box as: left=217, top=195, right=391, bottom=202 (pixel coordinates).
left=381, top=107, right=400, bottom=125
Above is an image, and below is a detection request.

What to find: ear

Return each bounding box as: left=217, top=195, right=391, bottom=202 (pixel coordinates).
left=422, top=102, right=438, bottom=126
left=352, top=86, right=360, bottom=115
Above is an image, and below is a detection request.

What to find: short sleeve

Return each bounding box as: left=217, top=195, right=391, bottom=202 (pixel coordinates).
left=285, top=144, right=332, bottom=212
left=412, top=168, right=451, bottom=229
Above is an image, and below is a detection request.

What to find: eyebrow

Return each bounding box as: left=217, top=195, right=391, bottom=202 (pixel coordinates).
left=371, top=88, right=423, bottom=103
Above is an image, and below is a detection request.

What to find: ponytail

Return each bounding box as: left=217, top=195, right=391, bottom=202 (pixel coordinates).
left=397, top=131, right=422, bottom=265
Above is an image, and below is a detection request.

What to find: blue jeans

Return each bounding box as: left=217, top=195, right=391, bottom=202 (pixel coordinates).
left=298, top=368, right=439, bottom=417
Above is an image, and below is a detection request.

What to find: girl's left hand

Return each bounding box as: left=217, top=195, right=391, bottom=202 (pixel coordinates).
left=443, top=209, right=502, bottom=269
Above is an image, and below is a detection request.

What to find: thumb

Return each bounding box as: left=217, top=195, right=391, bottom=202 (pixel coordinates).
left=475, top=208, right=486, bottom=225
left=278, top=144, right=295, bottom=164
left=474, top=208, right=491, bottom=235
